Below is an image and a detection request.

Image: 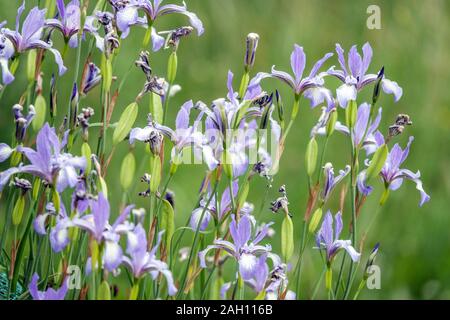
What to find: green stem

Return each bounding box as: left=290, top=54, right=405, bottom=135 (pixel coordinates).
left=177, top=179, right=220, bottom=298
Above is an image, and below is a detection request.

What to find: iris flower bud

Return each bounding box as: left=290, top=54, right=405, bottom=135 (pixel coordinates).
left=244, top=33, right=259, bottom=70
left=372, top=67, right=384, bottom=105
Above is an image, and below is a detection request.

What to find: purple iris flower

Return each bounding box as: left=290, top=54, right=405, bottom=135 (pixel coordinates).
left=0, top=22, right=15, bottom=85
left=130, top=100, right=216, bottom=169
left=358, top=136, right=430, bottom=206
left=45, top=0, right=82, bottom=47
left=319, top=102, right=382, bottom=152
left=199, top=214, right=273, bottom=281
left=80, top=61, right=102, bottom=95
left=328, top=43, right=402, bottom=108
left=0, top=123, right=86, bottom=193
left=29, top=273, right=68, bottom=300
left=189, top=179, right=238, bottom=230
left=199, top=71, right=280, bottom=177
left=110, top=0, right=203, bottom=51
left=248, top=44, right=334, bottom=109
left=108, top=0, right=148, bottom=39
left=1, top=3, right=67, bottom=76
left=73, top=192, right=134, bottom=271
left=316, top=211, right=360, bottom=263
left=122, top=224, right=178, bottom=295
left=322, top=162, right=351, bottom=202
left=34, top=202, right=74, bottom=253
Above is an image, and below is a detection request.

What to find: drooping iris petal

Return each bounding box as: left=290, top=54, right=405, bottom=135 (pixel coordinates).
left=336, top=83, right=357, bottom=108
left=381, top=78, right=403, bottom=102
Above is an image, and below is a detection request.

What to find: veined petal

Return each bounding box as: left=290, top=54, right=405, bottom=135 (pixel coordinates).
left=335, top=43, right=348, bottom=76
left=290, top=44, right=305, bottom=83
left=361, top=42, right=373, bottom=77
left=151, top=27, right=165, bottom=52
left=398, top=169, right=430, bottom=206
left=0, top=143, right=14, bottom=162
left=381, top=78, right=403, bottom=102
left=334, top=240, right=360, bottom=262
left=336, top=83, right=357, bottom=108
left=129, top=126, right=153, bottom=144
left=270, top=66, right=296, bottom=91
left=0, top=167, right=21, bottom=191
left=309, top=52, right=333, bottom=78
left=103, top=241, right=123, bottom=271
left=348, top=45, right=362, bottom=78
left=158, top=3, right=204, bottom=35
left=34, top=213, right=50, bottom=235
left=353, top=102, right=371, bottom=145
left=0, top=57, right=15, bottom=85
left=239, top=253, right=258, bottom=280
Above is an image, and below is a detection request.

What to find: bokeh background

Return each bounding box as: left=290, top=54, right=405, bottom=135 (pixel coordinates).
left=0, top=0, right=449, bottom=299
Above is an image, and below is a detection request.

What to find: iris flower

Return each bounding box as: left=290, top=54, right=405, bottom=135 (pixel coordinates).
left=110, top=0, right=204, bottom=51
left=322, top=163, right=351, bottom=202
left=29, top=273, right=68, bottom=300
left=199, top=214, right=273, bottom=280
left=0, top=123, right=86, bottom=193
left=316, top=211, right=360, bottom=263
left=1, top=3, right=67, bottom=77
left=0, top=21, right=15, bottom=85
left=328, top=43, right=402, bottom=108
left=189, top=179, right=238, bottom=230
left=130, top=100, right=217, bottom=169
left=358, top=136, right=430, bottom=206
left=317, top=102, right=382, bottom=153
left=123, top=224, right=178, bottom=296
left=46, top=0, right=82, bottom=47
left=73, top=192, right=134, bottom=271
left=34, top=202, right=73, bottom=253
left=248, top=44, right=334, bottom=109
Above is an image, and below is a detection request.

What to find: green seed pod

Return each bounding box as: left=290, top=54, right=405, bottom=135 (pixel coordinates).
left=167, top=51, right=178, bottom=83
left=101, top=55, right=113, bottom=93
left=32, top=94, right=47, bottom=132
left=120, top=152, right=136, bottom=190
left=32, top=178, right=41, bottom=201
left=345, top=100, right=357, bottom=129
left=81, top=143, right=92, bottom=175
left=150, top=92, right=163, bottom=123
left=98, top=177, right=108, bottom=199
left=129, top=283, right=139, bottom=300
left=113, top=102, right=138, bottom=146
left=97, top=280, right=111, bottom=300
left=237, top=180, right=250, bottom=210
left=326, top=109, right=338, bottom=137
left=52, top=188, right=61, bottom=213
left=12, top=195, right=25, bottom=226
left=222, top=150, right=233, bottom=179
left=27, top=50, right=37, bottom=82
left=160, top=199, right=175, bottom=251
left=150, top=155, right=161, bottom=193
left=305, top=137, right=318, bottom=177
left=45, top=0, right=57, bottom=18
left=308, top=207, right=323, bottom=233
left=366, top=144, right=388, bottom=181
left=281, top=214, right=294, bottom=262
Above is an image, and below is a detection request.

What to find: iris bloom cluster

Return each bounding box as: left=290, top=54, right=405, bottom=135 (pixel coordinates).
left=0, top=1, right=430, bottom=301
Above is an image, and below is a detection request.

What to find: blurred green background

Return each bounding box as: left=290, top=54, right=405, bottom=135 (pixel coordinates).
left=1, top=0, right=449, bottom=299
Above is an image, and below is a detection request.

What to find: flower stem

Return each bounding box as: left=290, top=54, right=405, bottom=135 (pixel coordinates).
left=177, top=178, right=220, bottom=298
